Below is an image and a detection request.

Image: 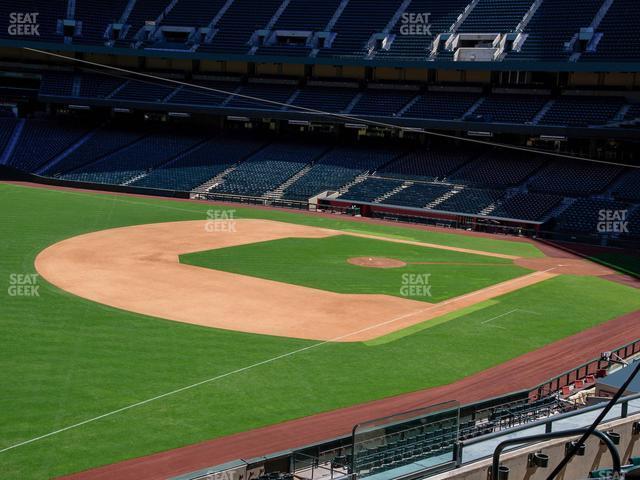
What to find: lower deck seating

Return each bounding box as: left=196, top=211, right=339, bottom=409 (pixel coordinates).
left=380, top=183, right=453, bottom=209
left=60, top=132, right=203, bottom=185
left=612, top=169, right=640, bottom=202
left=339, top=178, right=404, bottom=203
left=3, top=116, right=639, bottom=233
left=491, top=192, right=563, bottom=221
left=7, top=119, right=95, bottom=172
left=555, top=198, right=631, bottom=233
left=212, top=142, right=327, bottom=196
left=378, top=148, right=474, bottom=181
left=0, top=118, right=18, bottom=154
left=44, top=126, right=147, bottom=176
left=528, top=161, right=623, bottom=196
left=450, top=151, right=546, bottom=188
left=131, top=137, right=265, bottom=191
left=435, top=187, right=504, bottom=215
left=281, top=147, right=399, bottom=200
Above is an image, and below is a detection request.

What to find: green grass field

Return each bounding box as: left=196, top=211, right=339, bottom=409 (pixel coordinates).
left=181, top=235, right=531, bottom=302
left=1, top=183, right=639, bottom=479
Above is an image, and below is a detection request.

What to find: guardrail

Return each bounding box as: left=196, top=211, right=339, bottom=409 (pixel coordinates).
left=529, top=338, right=640, bottom=401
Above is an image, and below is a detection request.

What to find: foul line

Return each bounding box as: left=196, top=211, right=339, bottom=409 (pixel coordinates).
left=0, top=267, right=557, bottom=454
left=22, top=47, right=640, bottom=169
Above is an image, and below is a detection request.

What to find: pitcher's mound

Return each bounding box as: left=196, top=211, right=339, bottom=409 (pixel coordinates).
left=347, top=257, right=407, bottom=268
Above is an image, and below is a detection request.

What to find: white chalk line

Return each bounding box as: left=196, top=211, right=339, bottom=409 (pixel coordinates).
left=0, top=265, right=556, bottom=454
left=480, top=307, right=543, bottom=328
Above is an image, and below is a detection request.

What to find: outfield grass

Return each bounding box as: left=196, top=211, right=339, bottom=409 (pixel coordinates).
left=181, top=235, right=531, bottom=302
left=1, top=183, right=639, bottom=479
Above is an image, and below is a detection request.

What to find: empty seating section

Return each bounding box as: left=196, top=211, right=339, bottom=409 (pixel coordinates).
left=491, top=192, right=563, bottom=221
left=402, top=92, right=479, bottom=120
left=582, top=0, right=640, bottom=61
left=354, top=422, right=457, bottom=475
left=379, top=149, right=473, bottom=181
left=288, top=87, right=357, bottom=113
left=510, top=0, right=603, bottom=60
left=131, top=137, right=264, bottom=191
left=116, top=0, right=167, bottom=45
left=377, top=0, right=470, bottom=59
left=539, top=96, right=624, bottom=126
left=43, top=126, right=146, bottom=176
left=318, top=0, right=404, bottom=58
left=3, top=116, right=639, bottom=230
left=555, top=198, right=629, bottom=233
left=213, top=142, right=327, bottom=196
left=257, top=0, right=342, bottom=56
left=339, top=178, right=403, bottom=203
left=74, top=0, right=129, bottom=44
left=0, top=118, right=17, bottom=153
left=199, top=0, right=283, bottom=54
left=60, top=133, right=202, bottom=184
left=7, top=120, right=94, bottom=172
left=436, top=187, right=504, bottom=214
left=36, top=73, right=635, bottom=130
left=350, top=90, right=417, bottom=116
left=282, top=147, right=398, bottom=200
left=40, top=72, right=75, bottom=97
left=79, top=74, right=125, bottom=99
left=458, top=0, right=533, bottom=33
left=613, top=170, right=640, bottom=202
left=226, top=83, right=296, bottom=109
left=111, top=81, right=175, bottom=103
left=2, top=0, right=639, bottom=63
left=529, top=161, right=622, bottom=196
left=169, top=80, right=239, bottom=106
left=471, top=95, right=548, bottom=123
left=450, top=151, right=545, bottom=187
left=381, top=183, right=452, bottom=208
left=160, top=0, right=227, bottom=27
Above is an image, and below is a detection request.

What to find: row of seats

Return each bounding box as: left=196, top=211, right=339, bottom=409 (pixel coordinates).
left=509, top=0, right=603, bottom=61
left=2, top=117, right=639, bottom=230
left=39, top=72, right=635, bottom=127
left=211, top=142, right=327, bottom=196
left=3, top=0, right=640, bottom=62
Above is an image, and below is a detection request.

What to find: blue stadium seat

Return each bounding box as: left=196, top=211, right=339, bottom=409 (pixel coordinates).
left=212, top=142, right=327, bottom=196
left=131, top=137, right=265, bottom=191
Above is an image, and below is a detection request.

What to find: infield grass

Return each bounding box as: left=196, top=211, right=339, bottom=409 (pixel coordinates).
left=1, top=183, right=639, bottom=479
left=181, top=235, right=531, bottom=302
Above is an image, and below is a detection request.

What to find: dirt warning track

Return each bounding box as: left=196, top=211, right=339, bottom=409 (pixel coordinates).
left=34, top=219, right=555, bottom=342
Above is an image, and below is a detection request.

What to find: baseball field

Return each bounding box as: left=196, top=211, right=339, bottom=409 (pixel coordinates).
left=1, top=182, right=640, bottom=479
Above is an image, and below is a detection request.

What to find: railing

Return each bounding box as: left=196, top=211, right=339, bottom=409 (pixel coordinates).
left=529, top=338, right=640, bottom=401
left=457, top=391, right=640, bottom=467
